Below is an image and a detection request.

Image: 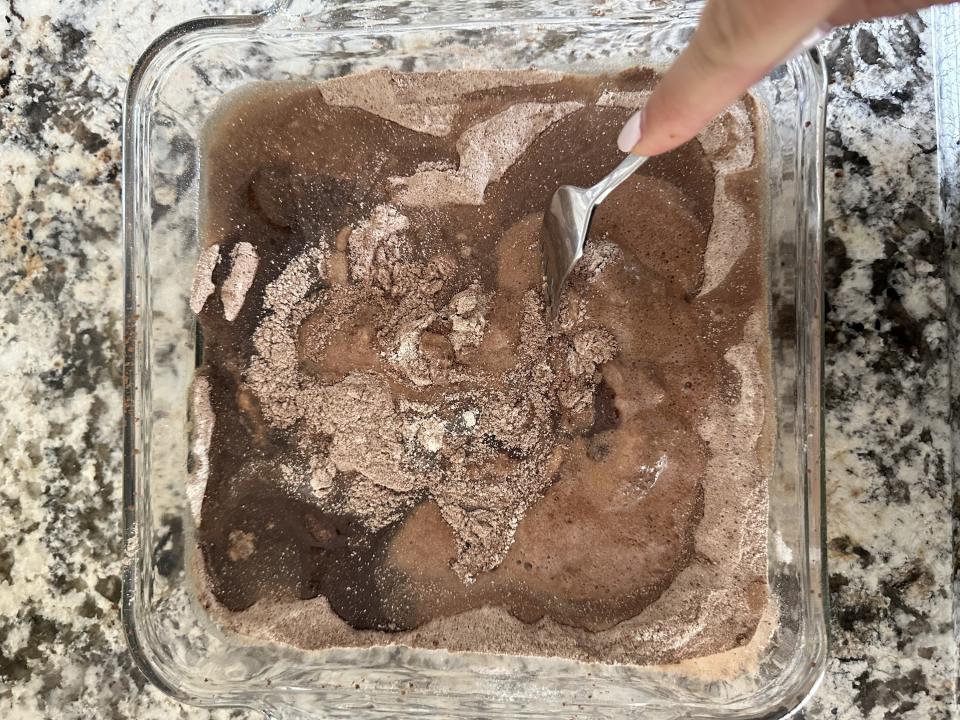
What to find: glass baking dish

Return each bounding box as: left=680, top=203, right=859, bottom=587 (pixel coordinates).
left=121, top=1, right=828, bottom=717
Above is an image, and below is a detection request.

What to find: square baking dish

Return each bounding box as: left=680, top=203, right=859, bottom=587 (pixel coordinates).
left=121, top=2, right=828, bottom=717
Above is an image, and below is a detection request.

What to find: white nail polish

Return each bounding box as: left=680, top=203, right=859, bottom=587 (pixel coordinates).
left=794, top=21, right=832, bottom=56
left=617, top=110, right=644, bottom=153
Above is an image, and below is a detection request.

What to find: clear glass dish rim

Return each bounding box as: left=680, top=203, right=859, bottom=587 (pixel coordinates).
left=121, top=7, right=829, bottom=718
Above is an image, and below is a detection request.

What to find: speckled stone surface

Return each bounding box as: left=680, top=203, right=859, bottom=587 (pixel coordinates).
left=800, top=14, right=955, bottom=720
left=0, top=2, right=955, bottom=718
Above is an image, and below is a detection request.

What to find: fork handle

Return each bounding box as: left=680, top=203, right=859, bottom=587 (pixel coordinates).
left=589, top=152, right=649, bottom=206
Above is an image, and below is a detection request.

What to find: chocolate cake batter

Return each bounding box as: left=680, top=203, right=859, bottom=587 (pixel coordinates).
left=188, top=68, right=772, bottom=665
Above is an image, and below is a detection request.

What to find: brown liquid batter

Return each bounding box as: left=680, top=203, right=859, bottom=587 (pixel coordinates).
left=189, top=68, right=771, bottom=665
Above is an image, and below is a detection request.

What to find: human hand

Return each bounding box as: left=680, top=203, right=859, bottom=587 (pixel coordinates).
left=617, top=0, right=951, bottom=155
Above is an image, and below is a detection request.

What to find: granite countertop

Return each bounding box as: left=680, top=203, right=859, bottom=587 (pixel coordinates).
left=0, top=2, right=955, bottom=718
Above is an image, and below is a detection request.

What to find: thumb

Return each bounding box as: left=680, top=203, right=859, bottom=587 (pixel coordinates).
left=619, top=0, right=840, bottom=156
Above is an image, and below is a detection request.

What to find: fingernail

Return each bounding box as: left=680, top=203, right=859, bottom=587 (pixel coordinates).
left=792, top=21, right=832, bottom=56
left=617, top=110, right=644, bottom=153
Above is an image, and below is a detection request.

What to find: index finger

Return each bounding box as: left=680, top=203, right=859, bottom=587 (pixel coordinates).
left=621, top=0, right=841, bottom=156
